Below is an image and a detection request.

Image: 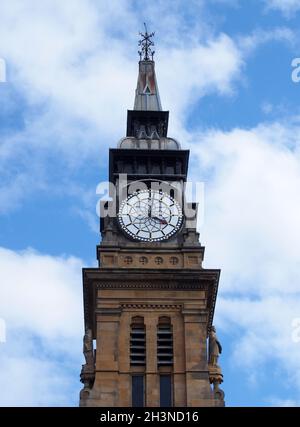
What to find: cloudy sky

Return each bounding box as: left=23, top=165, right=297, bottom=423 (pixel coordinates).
left=1, top=0, right=300, bottom=407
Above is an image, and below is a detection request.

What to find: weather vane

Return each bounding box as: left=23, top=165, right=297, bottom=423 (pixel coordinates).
left=138, top=23, right=155, bottom=61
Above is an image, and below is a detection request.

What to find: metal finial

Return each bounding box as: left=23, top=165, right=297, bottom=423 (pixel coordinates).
left=138, top=23, right=155, bottom=61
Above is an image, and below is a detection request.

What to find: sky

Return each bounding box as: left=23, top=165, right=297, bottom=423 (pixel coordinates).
left=0, top=0, right=300, bottom=407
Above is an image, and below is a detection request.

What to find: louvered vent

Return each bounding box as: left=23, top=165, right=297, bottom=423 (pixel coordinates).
left=157, top=318, right=173, bottom=366
left=130, top=317, right=146, bottom=366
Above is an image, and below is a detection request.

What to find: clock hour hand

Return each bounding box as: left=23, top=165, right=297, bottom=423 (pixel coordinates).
left=152, top=216, right=168, bottom=225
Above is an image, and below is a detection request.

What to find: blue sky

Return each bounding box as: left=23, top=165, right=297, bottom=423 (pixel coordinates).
left=1, top=0, right=300, bottom=407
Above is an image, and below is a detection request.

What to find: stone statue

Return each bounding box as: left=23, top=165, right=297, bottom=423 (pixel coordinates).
left=83, top=328, right=94, bottom=367
left=80, top=328, right=95, bottom=402
left=208, top=325, right=222, bottom=367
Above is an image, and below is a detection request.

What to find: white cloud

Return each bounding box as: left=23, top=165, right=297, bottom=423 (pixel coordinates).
left=217, top=297, right=300, bottom=380
left=238, top=27, right=295, bottom=54
left=0, top=0, right=136, bottom=141
left=0, top=0, right=297, bottom=216
left=0, top=0, right=246, bottom=215
left=0, top=1, right=296, bottom=218
left=0, top=345, right=80, bottom=406
left=159, top=33, right=243, bottom=131
left=0, top=247, right=84, bottom=406
left=265, top=0, right=300, bottom=15
left=0, top=1, right=243, bottom=138
left=267, top=397, right=300, bottom=406
left=191, top=121, right=300, bottom=295
left=261, top=101, right=274, bottom=114
left=187, top=118, right=300, bottom=398
left=0, top=247, right=83, bottom=337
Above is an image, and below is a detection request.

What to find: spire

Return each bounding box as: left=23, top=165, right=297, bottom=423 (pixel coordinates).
left=134, top=24, right=162, bottom=111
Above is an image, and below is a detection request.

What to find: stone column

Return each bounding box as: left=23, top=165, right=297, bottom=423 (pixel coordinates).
left=145, top=315, right=159, bottom=406
left=93, top=309, right=121, bottom=406
left=183, top=310, right=212, bottom=406
left=118, top=312, right=131, bottom=406
left=172, top=313, right=186, bottom=406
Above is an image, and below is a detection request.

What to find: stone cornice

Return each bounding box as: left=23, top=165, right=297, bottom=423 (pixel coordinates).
left=120, top=303, right=183, bottom=310
left=83, top=267, right=219, bottom=280
left=97, top=245, right=205, bottom=253
left=82, top=268, right=220, bottom=337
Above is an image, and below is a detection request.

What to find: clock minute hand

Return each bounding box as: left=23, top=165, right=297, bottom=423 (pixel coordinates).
left=148, top=193, right=152, bottom=218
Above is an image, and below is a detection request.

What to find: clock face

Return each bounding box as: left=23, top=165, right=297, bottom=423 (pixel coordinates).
left=118, top=189, right=183, bottom=242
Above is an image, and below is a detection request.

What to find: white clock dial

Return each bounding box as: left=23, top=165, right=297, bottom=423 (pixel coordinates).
left=118, top=189, right=183, bottom=242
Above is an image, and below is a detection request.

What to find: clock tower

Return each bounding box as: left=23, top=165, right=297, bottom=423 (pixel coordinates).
left=79, top=28, right=225, bottom=407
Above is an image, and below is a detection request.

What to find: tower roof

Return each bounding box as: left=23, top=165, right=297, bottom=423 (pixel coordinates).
left=134, top=60, right=162, bottom=111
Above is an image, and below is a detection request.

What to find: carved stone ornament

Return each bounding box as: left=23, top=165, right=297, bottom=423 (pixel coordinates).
left=80, top=328, right=95, bottom=396
left=208, top=325, right=222, bottom=367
